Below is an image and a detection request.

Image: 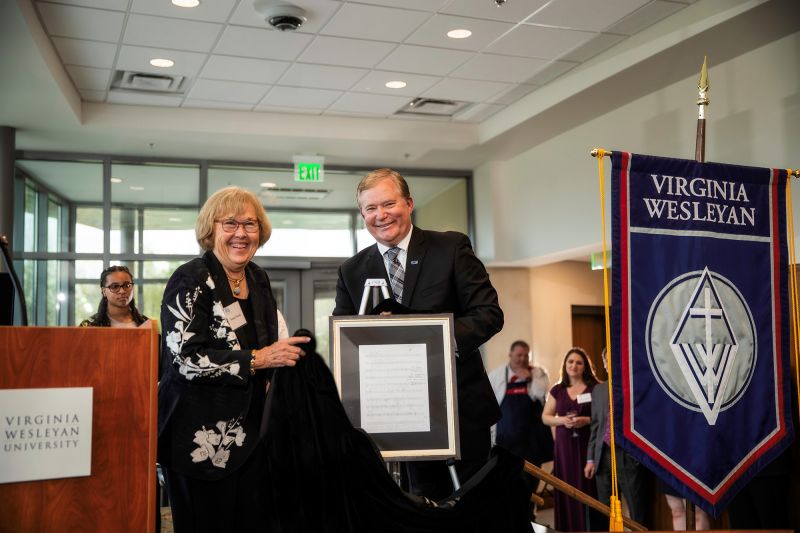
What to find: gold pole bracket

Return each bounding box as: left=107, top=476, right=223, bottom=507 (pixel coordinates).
left=590, top=148, right=612, bottom=158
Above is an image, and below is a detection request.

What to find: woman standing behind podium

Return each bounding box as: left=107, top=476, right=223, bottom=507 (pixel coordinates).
left=79, top=265, right=149, bottom=328
left=158, top=186, right=309, bottom=532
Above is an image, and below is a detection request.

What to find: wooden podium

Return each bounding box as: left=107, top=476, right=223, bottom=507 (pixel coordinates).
left=0, top=324, right=159, bottom=532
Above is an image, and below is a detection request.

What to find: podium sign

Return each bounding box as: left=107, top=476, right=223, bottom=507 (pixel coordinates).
left=0, top=387, right=93, bottom=484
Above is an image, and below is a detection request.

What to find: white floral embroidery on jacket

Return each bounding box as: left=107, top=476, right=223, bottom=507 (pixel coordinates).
left=166, top=274, right=243, bottom=380
left=190, top=418, right=246, bottom=468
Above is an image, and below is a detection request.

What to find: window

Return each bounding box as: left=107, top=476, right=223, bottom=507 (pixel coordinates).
left=259, top=211, right=353, bottom=257
left=13, top=154, right=471, bottom=328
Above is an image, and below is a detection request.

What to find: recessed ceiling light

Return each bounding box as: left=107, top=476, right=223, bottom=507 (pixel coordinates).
left=130, top=186, right=145, bottom=191
left=260, top=182, right=277, bottom=188
left=171, top=0, right=200, bottom=7
left=149, top=58, right=175, bottom=68
left=385, top=80, right=407, bottom=89
left=447, top=29, right=472, bottom=39
left=110, top=177, right=122, bottom=184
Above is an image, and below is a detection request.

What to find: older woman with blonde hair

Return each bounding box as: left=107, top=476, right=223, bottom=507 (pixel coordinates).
left=158, top=186, right=309, bottom=532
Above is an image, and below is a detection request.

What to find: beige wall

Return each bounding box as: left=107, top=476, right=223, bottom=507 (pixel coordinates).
left=414, top=180, right=468, bottom=235
left=484, top=261, right=605, bottom=383
left=484, top=267, right=532, bottom=372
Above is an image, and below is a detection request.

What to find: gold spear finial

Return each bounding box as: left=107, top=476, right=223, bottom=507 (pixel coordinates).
left=697, top=56, right=709, bottom=106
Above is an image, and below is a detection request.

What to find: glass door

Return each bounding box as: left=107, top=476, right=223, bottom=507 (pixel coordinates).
left=300, top=267, right=340, bottom=364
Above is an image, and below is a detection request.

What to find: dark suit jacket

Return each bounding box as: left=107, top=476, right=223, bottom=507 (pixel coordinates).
left=587, top=381, right=609, bottom=466
left=333, top=228, right=503, bottom=448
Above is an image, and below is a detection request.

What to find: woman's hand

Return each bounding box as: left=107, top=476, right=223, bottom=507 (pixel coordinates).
left=251, top=336, right=310, bottom=370
left=564, top=416, right=590, bottom=429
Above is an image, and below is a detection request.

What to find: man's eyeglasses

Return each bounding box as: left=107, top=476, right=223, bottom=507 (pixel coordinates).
left=105, top=282, right=134, bottom=293
left=217, top=219, right=259, bottom=233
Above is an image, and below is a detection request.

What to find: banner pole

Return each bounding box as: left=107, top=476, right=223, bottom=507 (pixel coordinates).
left=694, top=56, right=709, bottom=164
left=684, top=55, right=710, bottom=532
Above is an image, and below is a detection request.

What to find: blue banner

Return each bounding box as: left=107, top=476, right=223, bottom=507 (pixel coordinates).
left=610, top=152, right=794, bottom=516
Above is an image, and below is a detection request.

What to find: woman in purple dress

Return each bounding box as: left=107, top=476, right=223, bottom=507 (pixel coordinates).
left=542, top=347, right=599, bottom=531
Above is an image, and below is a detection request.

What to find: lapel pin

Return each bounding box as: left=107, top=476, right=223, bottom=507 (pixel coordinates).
left=410, top=260, right=419, bottom=265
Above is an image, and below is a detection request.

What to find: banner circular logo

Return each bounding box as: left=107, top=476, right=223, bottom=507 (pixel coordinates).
left=645, top=268, right=756, bottom=424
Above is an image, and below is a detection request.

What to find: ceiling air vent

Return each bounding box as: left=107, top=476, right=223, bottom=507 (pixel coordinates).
left=110, top=70, right=186, bottom=94
left=260, top=187, right=330, bottom=201
left=395, top=97, right=470, bottom=117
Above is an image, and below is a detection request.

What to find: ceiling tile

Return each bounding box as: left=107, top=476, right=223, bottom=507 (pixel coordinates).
left=606, top=0, right=686, bottom=35
left=377, top=45, right=472, bottom=76
left=453, top=102, right=504, bottom=122
left=187, top=79, right=269, bottom=104
left=405, top=15, right=513, bottom=52
left=130, top=0, right=237, bottom=22
left=560, top=32, right=627, bottom=62
left=66, top=65, right=111, bottom=90
left=451, top=54, right=549, bottom=83
left=215, top=26, right=314, bottom=61
left=423, top=78, right=511, bottom=102
left=487, top=24, right=594, bottom=59
left=123, top=14, right=222, bottom=52
left=182, top=99, right=255, bottom=110
left=298, top=36, right=395, bottom=68
left=78, top=89, right=106, bottom=102
left=37, top=3, right=125, bottom=42
left=260, top=86, right=342, bottom=109
left=255, top=105, right=322, bottom=115
left=441, top=0, right=550, bottom=23
left=487, top=84, right=538, bottom=105
left=529, top=0, right=651, bottom=32
left=42, top=0, right=128, bottom=9
left=277, top=63, right=367, bottom=90
left=52, top=37, right=117, bottom=68
left=350, top=0, right=449, bottom=10
left=107, top=91, right=183, bottom=106
left=320, top=3, right=429, bottom=42
left=201, top=55, right=289, bottom=85
left=522, top=60, right=577, bottom=85
left=350, top=71, right=441, bottom=96
left=229, top=0, right=342, bottom=34
left=327, top=93, right=409, bottom=115
left=116, top=46, right=208, bottom=78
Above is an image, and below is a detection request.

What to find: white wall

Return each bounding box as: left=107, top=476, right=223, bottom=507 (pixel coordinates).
left=477, top=31, right=800, bottom=264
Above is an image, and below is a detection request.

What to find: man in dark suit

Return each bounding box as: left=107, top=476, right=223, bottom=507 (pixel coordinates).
left=334, top=168, right=503, bottom=501
left=584, top=349, right=652, bottom=528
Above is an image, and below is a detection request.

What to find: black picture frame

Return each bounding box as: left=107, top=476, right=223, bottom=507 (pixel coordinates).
left=329, top=314, right=459, bottom=461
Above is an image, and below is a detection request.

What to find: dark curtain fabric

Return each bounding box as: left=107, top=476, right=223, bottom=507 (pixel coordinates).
left=260, top=352, right=533, bottom=533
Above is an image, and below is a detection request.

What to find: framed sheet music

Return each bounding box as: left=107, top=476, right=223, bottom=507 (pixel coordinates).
left=329, top=314, right=459, bottom=461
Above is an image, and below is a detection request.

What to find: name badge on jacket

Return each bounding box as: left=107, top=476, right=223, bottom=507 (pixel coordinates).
left=223, top=301, right=247, bottom=330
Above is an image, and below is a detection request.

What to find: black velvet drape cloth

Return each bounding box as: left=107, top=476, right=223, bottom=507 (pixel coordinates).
left=260, top=352, right=534, bottom=533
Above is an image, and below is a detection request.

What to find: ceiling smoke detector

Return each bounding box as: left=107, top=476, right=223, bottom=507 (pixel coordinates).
left=253, top=1, right=307, bottom=31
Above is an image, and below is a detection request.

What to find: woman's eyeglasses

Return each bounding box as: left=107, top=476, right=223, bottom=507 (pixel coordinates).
left=105, top=282, right=134, bottom=293
left=217, top=219, right=259, bottom=233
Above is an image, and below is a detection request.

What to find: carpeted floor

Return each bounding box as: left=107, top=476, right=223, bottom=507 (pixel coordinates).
left=160, top=507, right=173, bottom=533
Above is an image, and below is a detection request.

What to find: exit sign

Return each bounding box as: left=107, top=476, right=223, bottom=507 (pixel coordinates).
left=294, top=156, right=324, bottom=182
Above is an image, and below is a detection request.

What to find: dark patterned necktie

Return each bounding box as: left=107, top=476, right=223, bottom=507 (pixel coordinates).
left=384, top=247, right=404, bottom=303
